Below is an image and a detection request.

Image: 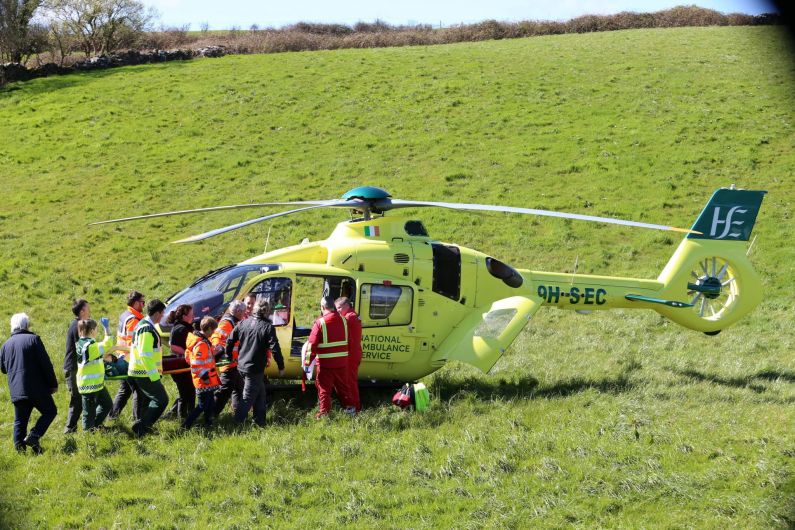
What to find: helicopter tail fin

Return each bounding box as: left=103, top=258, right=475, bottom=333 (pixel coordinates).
left=686, top=188, right=766, bottom=241
left=654, top=188, right=766, bottom=333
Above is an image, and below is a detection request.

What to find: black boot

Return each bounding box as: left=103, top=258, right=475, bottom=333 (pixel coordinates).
left=23, top=435, right=43, bottom=455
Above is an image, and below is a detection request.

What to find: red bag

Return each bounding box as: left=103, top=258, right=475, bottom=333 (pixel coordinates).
left=392, top=383, right=413, bottom=409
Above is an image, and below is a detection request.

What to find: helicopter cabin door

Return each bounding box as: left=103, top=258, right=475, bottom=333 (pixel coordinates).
left=240, top=273, right=297, bottom=378
left=357, top=280, right=416, bottom=378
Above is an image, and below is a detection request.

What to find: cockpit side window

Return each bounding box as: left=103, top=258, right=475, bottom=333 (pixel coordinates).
left=162, top=264, right=271, bottom=328
left=249, top=277, right=293, bottom=326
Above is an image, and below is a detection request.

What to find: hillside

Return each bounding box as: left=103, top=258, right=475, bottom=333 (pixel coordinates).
left=0, top=26, right=793, bottom=528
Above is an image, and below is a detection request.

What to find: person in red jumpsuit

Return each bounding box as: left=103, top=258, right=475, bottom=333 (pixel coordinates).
left=335, top=297, right=362, bottom=413
left=306, top=296, right=354, bottom=418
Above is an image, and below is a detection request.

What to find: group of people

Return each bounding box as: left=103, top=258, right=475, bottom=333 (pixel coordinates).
left=0, top=289, right=363, bottom=454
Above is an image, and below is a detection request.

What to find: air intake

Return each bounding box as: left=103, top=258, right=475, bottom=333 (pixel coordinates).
left=393, top=253, right=411, bottom=263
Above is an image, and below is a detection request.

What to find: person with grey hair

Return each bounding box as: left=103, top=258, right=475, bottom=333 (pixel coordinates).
left=226, top=300, right=284, bottom=426
left=1, top=313, right=58, bottom=453
left=211, top=299, right=247, bottom=415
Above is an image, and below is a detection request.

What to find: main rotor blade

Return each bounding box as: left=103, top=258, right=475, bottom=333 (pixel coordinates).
left=387, top=199, right=699, bottom=234
left=89, top=201, right=339, bottom=226
left=172, top=202, right=356, bottom=244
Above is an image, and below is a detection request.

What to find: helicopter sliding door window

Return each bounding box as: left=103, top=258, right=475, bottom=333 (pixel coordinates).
left=431, top=243, right=461, bottom=301
left=360, top=284, right=413, bottom=327
left=323, top=276, right=356, bottom=307
left=247, top=277, right=293, bottom=326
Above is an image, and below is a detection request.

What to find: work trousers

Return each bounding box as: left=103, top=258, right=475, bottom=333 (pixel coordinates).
left=13, top=394, right=57, bottom=449
left=183, top=390, right=216, bottom=429
left=215, top=367, right=244, bottom=415
left=63, top=369, right=82, bottom=433
left=316, top=365, right=352, bottom=416
left=347, top=353, right=362, bottom=412
left=235, top=372, right=267, bottom=426
left=166, top=372, right=196, bottom=419
left=129, top=377, right=168, bottom=435
left=81, top=387, right=113, bottom=431
left=110, top=379, right=141, bottom=421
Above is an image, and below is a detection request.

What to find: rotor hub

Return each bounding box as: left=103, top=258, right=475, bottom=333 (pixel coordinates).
left=341, top=186, right=391, bottom=201
left=688, top=275, right=722, bottom=299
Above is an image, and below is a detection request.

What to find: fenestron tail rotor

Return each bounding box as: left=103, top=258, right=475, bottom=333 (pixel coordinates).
left=687, top=256, right=739, bottom=320
left=89, top=185, right=698, bottom=243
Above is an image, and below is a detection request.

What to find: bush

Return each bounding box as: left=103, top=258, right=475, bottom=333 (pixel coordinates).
left=5, top=4, right=783, bottom=84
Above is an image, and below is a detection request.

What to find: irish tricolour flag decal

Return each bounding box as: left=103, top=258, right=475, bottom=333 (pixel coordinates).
left=364, top=226, right=380, bottom=237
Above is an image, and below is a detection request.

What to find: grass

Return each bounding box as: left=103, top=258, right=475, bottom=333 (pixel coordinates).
left=0, top=26, right=793, bottom=528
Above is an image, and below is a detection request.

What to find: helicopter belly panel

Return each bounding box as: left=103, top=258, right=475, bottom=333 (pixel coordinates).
left=432, top=296, right=541, bottom=373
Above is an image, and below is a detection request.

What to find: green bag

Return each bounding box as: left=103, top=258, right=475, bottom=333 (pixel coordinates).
left=413, top=383, right=430, bottom=411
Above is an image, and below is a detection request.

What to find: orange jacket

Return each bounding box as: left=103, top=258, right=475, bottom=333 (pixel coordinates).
left=210, top=315, right=240, bottom=372
left=117, top=306, right=143, bottom=348
left=185, top=332, right=220, bottom=391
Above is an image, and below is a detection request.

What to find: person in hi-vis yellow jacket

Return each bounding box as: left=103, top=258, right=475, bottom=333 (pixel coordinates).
left=127, top=299, right=168, bottom=437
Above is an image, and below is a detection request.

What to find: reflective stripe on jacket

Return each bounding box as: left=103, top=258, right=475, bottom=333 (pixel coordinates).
left=308, top=312, right=349, bottom=369
left=117, top=307, right=143, bottom=347
left=210, top=316, right=239, bottom=372
left=128, top=317, right=162, bottom=381
left=76, top=335, right=114, bottom=394
left=342, top=310, right=363, bottom=360
left=186, top=332, right=220, bottom=391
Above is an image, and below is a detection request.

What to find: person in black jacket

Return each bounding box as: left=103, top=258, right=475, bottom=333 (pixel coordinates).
left=0, top=313, right=58, bottom=454
left=163, top=304, right=196, bottom=419
left=63, top=299, right=90, bottom=434
left=226, top=302, right=284, bottom=426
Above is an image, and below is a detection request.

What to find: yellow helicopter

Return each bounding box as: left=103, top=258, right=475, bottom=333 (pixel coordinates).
left=92, top=186, right=766, bottom=381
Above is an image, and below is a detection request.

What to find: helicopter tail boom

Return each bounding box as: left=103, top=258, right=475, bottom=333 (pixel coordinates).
left=526, top=188, right=766, bottom=334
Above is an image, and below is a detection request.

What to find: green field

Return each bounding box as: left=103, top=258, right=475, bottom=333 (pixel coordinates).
left=0, top=26, right=794, bottom=528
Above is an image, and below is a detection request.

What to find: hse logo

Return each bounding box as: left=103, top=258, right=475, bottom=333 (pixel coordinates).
left=710, top=206, right=747, bottom=239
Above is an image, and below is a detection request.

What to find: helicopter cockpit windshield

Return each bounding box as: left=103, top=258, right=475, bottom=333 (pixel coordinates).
left=161, top=263, right=281, bottom=329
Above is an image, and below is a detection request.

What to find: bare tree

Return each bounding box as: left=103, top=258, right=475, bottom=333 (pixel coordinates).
left=47, top=16, right=74, bottom=64
left=45, top=0, right=155, bottom=57
left=0, top=0, right=43, bottom=62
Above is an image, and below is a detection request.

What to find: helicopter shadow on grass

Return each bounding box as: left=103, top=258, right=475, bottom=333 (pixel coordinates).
left=431, top=370, right=637, bottom=403
left=159, top=370, right=640, bottom=436
left=670, top=367, right=795, bottom=397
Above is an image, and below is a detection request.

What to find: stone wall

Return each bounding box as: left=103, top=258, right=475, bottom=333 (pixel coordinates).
left=1, top=46, right=226, bottom=86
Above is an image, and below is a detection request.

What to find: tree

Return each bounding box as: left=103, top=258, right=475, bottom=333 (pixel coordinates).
left=0, top=0, right=43, bottom=62
left=45, top=0, right=154, bottom=57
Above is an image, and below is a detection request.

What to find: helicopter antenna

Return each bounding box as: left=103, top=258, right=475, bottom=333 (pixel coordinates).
left=571, top=255, right=579, bottom=285
left=264, top=223, right=273, bottom=253
left=746, top=234, right=758, bottom=256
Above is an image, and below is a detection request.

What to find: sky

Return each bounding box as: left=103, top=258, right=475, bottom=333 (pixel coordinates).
left=142, top=0, right=779, bottom=30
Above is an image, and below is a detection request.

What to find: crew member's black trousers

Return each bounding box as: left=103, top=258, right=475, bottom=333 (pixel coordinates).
left=64, top=369, right=82, bottom=433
